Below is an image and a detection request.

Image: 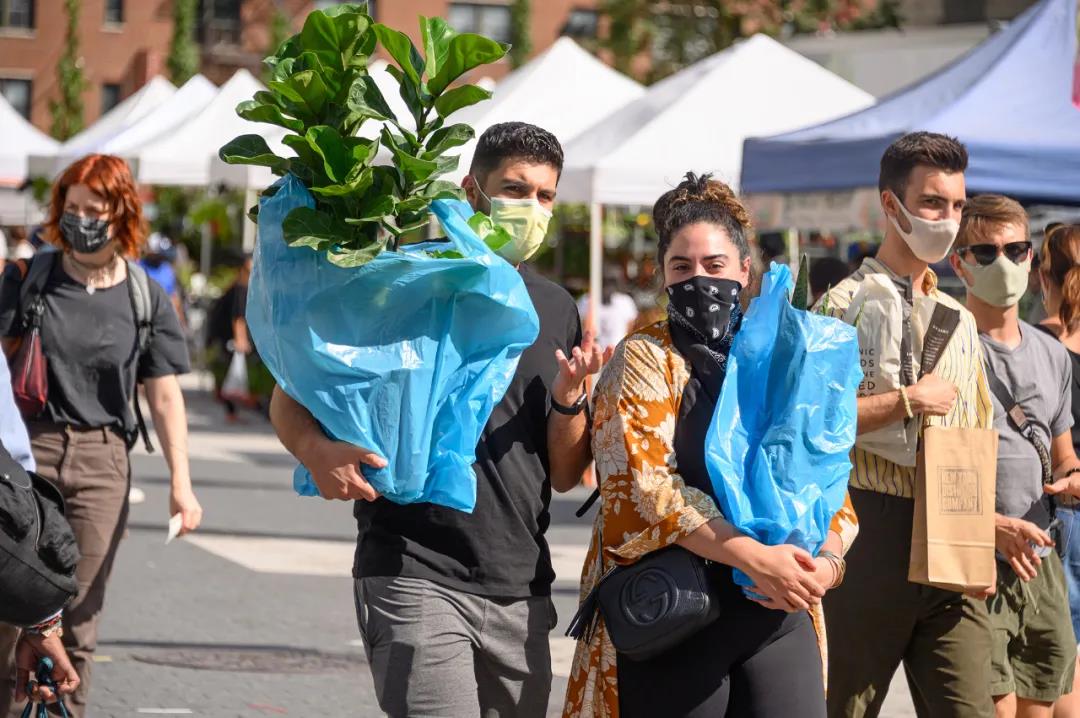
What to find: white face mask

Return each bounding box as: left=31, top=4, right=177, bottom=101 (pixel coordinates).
left=960, top=254, right=1031, bottom=308
left=887, top=191, right=960, bottom=264
left=473, top=180, right=552, bottom=265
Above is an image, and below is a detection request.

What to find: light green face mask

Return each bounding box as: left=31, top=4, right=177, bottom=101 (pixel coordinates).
left=474, top=180, right=552, bottom=264
left=961, top=253, right=1031, bottom=307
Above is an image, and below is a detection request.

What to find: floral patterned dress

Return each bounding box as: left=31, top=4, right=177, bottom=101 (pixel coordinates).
left=562, top=321, right=859, bottom=718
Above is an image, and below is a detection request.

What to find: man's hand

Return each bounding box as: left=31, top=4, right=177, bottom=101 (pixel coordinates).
left=169, top=484, right=203, bottom=536
left=908, top=374, right=958, bottom=417
left=1045, top=474, right=1080, bottom=500
left=995, top=515, right=1052, bottom=582
left=552, top=331, right=613, bottom=405
left=306, top=438, right=386, bottom=502
left=743, top=544, right=826, bottom=613
left=15, top=632, right=79, bottom=703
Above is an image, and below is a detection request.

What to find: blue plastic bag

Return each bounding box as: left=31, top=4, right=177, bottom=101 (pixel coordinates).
left=247, top=174, right=540, bottom=512
left=705, top=263, right=862, bottom=591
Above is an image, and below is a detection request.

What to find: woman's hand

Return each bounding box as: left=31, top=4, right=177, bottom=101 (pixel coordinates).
left=169, top=484, right=203, bottom=536
left=811, top=556, right=839, bottom=591
left=742, top=544, right=826, bottom=612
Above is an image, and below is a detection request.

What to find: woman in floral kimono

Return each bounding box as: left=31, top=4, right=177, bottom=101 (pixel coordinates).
left=563, top=173, right=858, bottom=718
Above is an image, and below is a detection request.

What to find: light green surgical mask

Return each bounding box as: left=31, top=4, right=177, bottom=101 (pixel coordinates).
left=961, top=254, right=1031, bottom=307
left=473, top=179, right=552, bottom=264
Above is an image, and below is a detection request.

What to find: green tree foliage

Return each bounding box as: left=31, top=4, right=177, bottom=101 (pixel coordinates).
left=49, top=0, right=87, bottom=140
left=600, top=0, right=902, bottom=83
left=167, top=0, right=200, bottom=85
left=509, top=0, right=532, bottom=68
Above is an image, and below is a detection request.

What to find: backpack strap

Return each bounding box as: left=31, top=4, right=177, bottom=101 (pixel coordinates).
left=124, top=260, right=155, bottom=454
left=16, top=253, right=57, bottom=333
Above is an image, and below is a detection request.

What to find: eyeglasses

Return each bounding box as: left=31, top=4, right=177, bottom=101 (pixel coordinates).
left=957, top=241, right=1032, bottom=267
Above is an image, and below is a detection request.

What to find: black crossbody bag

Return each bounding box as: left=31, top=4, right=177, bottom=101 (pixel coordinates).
left=983, top=363, right=1064, bottom=558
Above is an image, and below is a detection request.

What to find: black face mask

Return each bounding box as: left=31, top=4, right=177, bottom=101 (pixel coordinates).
left=59, top=212, right=111, bottom=254
left=666, top=276, right=742, bottom=344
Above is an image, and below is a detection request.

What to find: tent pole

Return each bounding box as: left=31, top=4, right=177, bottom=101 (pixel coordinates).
left=588, top=202, right=602, bottom=336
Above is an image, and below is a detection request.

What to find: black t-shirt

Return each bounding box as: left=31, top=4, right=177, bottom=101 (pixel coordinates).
left=208, top=282, right=248, bottom=348
left=0, top=257, right=190, bottom=434
left=352, top=264, right=581, bottom=598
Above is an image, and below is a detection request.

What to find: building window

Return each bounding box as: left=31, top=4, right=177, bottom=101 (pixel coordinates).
left=0, top=0, right=34, bottom=29
left=0, top=78, right=31, bottom=120
left=101, top=83, right=121, bottom=115
left=198, top=0, right=241, bottom=46
left=561, top=9, right=598, bottom=39
left=104, top=0, right=122, bottom=24
left=447, top=3, right=511, bottom=44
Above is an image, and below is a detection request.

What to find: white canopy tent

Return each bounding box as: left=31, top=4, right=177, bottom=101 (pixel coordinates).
left=556, top=34, right=874, bottom=311
left=0, top=93, right=58, bottom=224
left=27, top=75, right=216, bottom=180
left=29, top=76, right=177, bottom=179
left=0, top=93, right=58, bottom=187
left=443, top=37, right=644, bottom=184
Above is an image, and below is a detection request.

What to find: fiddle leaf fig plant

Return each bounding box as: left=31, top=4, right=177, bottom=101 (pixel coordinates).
left=219, top=2, right=508, bottom=267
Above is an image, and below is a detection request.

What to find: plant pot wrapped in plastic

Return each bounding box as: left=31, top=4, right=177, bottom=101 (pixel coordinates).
left=248, top=174, right=540, bottom=513
left=705, top=263, right=862, bottom=592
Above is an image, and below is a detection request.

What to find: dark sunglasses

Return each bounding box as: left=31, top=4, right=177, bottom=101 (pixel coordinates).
left=957, top=241, right=1032, bottom=266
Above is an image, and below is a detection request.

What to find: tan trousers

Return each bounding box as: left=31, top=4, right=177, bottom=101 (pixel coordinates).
left=0, top=425, right=130, bottom=718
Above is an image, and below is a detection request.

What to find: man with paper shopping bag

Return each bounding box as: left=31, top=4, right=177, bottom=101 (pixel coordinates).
left=950, top=195, right=1080, bottom=716
left=816, top=132, right=997, bottom=718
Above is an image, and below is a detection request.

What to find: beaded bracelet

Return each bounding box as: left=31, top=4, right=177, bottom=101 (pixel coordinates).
left=25, top=611, right=63, bottom=638
left=899, top=386, right=914, bottom=420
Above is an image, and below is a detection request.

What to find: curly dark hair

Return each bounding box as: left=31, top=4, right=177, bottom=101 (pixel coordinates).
left=652, top=172, right=752, bottom=267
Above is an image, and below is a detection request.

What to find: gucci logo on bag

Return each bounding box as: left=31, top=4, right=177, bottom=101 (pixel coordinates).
left=620, top=568, right=676, bottom=626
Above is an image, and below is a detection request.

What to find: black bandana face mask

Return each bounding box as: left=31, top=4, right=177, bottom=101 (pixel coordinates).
left=666, top=276, right=742, bottom=344
left=59, top=212, right=111, bottom=254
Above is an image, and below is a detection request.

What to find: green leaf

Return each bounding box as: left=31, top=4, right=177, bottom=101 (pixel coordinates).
left=288, top=70, right=330, bottom=117
left=382, top=63, right=423, bottom=128
left=395, top=197, right=430, bottom=213
left=433, top=85, right=491, bottom=119
left=432, top=153, right=459, bottom=179
left=420, top=16, right=456, bottom=78
left=422, top=180, right=464, bottom=200
left=343, top=194, right=395, bottom=223
left=428, top=34, right=508, bottom=96
left=282, top=207, right=342, bottom=251
left=383, top=127, right=439, bottom=185
left=424, top=124, right=473, bottom=158
left=345, top=75, right=394, bottom=122
left=299, top=11, right=346, bottom=70
left=305, top=125, right=354, bottom=182
left=236, top=100, right=305, bottom=132
left=373, top=24, right=425, bottom=88
left=327, top=235, right=387, bottom=268
left=319, top=3, right=367, bottom=19
left=218, top=134, right=289, bottom=174
left=467, top=212, right=512, bottom=252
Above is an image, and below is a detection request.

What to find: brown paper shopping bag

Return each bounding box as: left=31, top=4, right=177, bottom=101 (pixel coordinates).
left=909, top=426, right=998, bottom=593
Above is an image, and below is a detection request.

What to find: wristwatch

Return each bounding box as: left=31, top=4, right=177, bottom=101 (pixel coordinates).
left=551, top=392, right=588, bottom=416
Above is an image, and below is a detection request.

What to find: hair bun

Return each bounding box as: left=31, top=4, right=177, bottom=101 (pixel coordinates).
left=653, top=172, right=751, bottom=239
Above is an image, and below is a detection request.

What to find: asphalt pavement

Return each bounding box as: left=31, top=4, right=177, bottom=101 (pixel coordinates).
left=74, top=380, right=915, bottom=717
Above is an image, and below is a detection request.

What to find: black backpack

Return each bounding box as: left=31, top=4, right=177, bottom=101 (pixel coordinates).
left=0, top=444, right=78, bottom=626
left=13, top=251, right=156, bottom=452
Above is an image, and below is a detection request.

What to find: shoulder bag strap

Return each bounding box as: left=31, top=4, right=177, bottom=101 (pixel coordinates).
left=123, top=261, right=155, bottom=454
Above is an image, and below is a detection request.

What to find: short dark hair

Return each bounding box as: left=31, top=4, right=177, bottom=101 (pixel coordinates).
left=468, top=122, right=564, bottom=183
left=878, top=131, right=968, bottom=198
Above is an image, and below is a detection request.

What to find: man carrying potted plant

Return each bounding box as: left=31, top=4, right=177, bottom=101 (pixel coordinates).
left=270, top=121, right=604, bottom=718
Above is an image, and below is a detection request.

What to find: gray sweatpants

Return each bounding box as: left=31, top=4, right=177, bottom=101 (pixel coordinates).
left=354, top=576, right=556, bottom=718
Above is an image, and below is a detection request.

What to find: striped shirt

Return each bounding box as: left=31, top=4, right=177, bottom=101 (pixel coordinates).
left=816, top=257, right=994, bottom=499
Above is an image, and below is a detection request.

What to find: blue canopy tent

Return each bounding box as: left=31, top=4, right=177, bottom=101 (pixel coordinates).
left=741, top=0, right=1080, bottom=205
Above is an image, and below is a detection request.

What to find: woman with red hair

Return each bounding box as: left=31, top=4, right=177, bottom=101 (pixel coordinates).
left=0, top=154, right=201, bottom=717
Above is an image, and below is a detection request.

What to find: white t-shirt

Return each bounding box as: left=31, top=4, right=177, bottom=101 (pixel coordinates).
left=577, top=292, right=638, bottom=350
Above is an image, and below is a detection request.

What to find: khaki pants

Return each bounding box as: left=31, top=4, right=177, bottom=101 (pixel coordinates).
left=825, top=488, right=994, bottom=718
left=0, top=425, right=130, bottom=718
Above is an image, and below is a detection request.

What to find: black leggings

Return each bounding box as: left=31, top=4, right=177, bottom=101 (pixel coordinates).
left=617, top=571, right=827, bottom=718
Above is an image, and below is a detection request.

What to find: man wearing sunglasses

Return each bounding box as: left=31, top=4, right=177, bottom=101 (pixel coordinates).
left=950, top=195, right=1080, bottom=716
